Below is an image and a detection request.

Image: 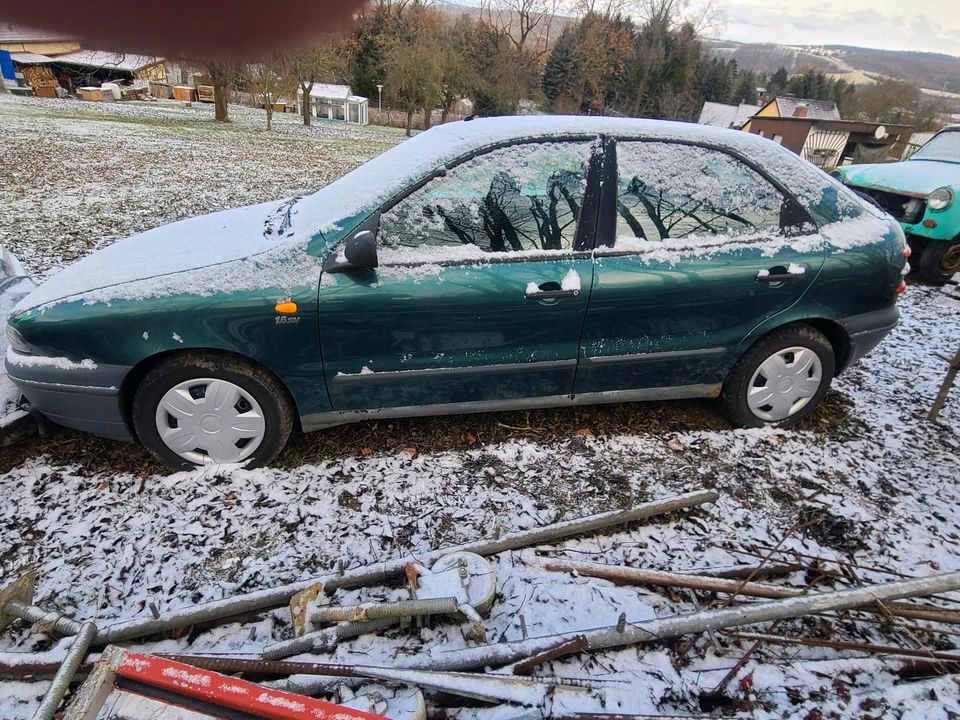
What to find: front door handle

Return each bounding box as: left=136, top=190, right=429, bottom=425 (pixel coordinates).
left=526, top=288, right=580, bottom=299
left=525, top=279, right=580, bottom=300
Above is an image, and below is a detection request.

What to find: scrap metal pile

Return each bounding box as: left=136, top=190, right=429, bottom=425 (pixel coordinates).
left=3, top=488, right=960, bottom=719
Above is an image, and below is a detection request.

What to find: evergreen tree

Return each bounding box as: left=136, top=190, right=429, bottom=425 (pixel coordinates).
left=731, top=70, right=757, bottom=105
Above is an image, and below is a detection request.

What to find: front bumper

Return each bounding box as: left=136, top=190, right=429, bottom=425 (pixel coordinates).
left=838, top=304, right=900, bottom=371
left=5, top=354, right=133, bottom=440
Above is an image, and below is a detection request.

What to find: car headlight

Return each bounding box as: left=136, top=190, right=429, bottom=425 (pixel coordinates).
left=830, top=169, right=845, bottom=181
left=6, top=324, right=33, bottom=355
left=927, top=187, right=954, bottom=211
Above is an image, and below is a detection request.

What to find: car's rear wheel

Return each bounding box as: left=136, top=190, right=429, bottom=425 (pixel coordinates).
left=719, top=325, right=835, bottom=429
left=918, top=238, right=960, bottom=285
left=133, top=353, right=294, bottom=469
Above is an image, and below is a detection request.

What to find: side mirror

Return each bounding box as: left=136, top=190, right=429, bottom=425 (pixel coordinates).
left=779, top=196, right=812, bottom=236
left=323, top=216, right=380, bottom=273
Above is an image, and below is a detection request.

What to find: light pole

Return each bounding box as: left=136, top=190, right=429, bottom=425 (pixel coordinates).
left=376, top=84, right=383, bottom=113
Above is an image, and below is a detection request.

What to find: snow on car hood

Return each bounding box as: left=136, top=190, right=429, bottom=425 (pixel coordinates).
left=13, top=200, right=299, bottom=312
left=841, top=159, right=960, bottom=196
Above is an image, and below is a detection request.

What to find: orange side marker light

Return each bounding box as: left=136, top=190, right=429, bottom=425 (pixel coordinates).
left=275, top=301, right=298, bottom=314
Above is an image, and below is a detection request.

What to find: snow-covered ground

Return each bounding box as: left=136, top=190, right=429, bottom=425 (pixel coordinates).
left=0, top=96, right=959, bottom=719
left=0, top=94, right=401, bottom=280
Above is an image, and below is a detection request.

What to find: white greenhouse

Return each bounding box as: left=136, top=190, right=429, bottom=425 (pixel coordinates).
left=296, top=83, right=368, bottom=125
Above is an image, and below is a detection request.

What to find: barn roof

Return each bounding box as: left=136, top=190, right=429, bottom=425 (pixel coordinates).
left=51, top=49, right=163, bottom=72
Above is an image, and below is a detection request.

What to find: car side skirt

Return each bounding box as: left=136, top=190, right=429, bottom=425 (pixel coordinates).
left=301, top=383, right=721, bottom=431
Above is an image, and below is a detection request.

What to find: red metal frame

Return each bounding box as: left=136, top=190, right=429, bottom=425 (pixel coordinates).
left=111, top=649, right=386, bottom=720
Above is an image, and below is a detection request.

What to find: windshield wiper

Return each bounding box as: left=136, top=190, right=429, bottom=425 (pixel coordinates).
left=263, top=195, right=304, bottom=238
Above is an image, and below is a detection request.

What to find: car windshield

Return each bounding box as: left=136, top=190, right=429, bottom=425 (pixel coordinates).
left=911, top=130, right=960, bottom=164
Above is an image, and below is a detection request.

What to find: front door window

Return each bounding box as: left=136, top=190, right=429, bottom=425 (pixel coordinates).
left=378, top=141, right=594, bottom=255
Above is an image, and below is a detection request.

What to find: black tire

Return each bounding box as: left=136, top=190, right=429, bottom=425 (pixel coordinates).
left=133, top=353, right=294, bottom=470
left=918, top=239, right=960, bottom=285
left=719, top=325, right=835, bottom=429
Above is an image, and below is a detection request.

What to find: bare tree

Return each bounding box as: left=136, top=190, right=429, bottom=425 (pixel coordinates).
left=206, top=61, right=233, bottom=122
left=248, top=54, right=292, bottom=130
left=479, top=0, right=560, bottom=56
left=286, top=34, right=350, bottom=126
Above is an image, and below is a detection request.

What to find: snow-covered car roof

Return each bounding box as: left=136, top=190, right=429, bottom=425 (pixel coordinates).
left=13, top=116, right=865, bottom=314
left=295, top=115, right=849, bottom=243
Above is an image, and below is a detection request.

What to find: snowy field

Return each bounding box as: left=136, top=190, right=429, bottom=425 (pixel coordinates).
left=0, top=94, right=402, bottom=280
left=1, top=96, right=960, bottom=719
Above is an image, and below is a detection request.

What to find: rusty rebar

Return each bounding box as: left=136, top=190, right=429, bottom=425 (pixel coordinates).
left=512, top=635, right=588, bottom=675
left=32, top=621, right=97, bottom=720
left=725, top=630, right=960, bottom=664
left=158, top=654, right=361, bottom=678
left=536, top=558, right=960, bottom=625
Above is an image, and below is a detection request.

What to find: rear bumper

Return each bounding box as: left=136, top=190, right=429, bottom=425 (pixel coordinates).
left=5, top=355, right=133, bottom=441
left=838, top=305, right=899, bottom=371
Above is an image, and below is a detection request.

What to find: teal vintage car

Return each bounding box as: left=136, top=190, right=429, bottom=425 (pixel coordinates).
left=832, top=125, right=960, bottom=284
left=6, top=116, right=907, bottom=468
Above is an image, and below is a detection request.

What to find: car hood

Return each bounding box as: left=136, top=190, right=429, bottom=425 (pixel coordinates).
left=12, top=200, right=296, bottom=313
left=841, top=159, right=960, bottom=196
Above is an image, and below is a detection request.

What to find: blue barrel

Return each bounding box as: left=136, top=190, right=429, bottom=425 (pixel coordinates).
left=0, top=50, right=15, bottom=81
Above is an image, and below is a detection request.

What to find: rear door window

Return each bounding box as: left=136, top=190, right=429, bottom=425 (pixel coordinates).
left=614, top=141, right=786, bottom=243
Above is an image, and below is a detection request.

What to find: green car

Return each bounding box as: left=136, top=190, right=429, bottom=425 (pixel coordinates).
left=6, top=117, right=907, bottom=468
left=832, top=125, right=960, bottom=284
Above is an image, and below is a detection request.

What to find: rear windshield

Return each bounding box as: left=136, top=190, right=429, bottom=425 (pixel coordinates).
left=911, top=130, right=960, bottom=164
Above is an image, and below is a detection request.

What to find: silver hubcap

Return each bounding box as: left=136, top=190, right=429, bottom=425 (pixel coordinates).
left=155, top=378, right=266, bottom=465
left=747, top=346, right=823, bottom=423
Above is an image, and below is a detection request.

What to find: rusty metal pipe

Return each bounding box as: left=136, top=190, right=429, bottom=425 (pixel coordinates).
left=312, top=596, right=459, bottom=624
left=93, top=490, right=718, bottom=645
left=397, top=570, right=960, bottom=671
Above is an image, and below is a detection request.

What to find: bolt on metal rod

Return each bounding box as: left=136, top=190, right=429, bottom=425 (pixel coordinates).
left=398, top=570, right=960, bottom=671
left=6, top=601, right=85, bottom=637
left=94, top=490, right=718, bottom=645
left=32, top=621, right=97, bottom=720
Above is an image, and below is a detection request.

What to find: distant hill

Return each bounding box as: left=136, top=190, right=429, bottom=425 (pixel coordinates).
left=705, top=40, right=960, bottom=94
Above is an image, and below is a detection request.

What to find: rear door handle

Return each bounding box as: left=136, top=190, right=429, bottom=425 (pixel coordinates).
left=525, top=288, right=580, bottom=299
left=756, top=266, right=806, bottom=285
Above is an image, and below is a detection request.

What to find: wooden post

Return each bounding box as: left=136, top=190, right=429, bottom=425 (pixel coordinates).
left=929, top=347, right=960, bottom=422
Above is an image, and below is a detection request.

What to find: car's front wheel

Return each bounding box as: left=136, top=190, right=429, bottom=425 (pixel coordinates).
left=719, top=325, right=835, bottom=429
left=917, top=238, right=960, bottom=285
left=133, top=353, right=294, bottom=469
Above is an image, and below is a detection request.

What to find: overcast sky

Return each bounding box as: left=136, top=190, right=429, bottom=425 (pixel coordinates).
left=719, top=0, right=960, bottom=57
